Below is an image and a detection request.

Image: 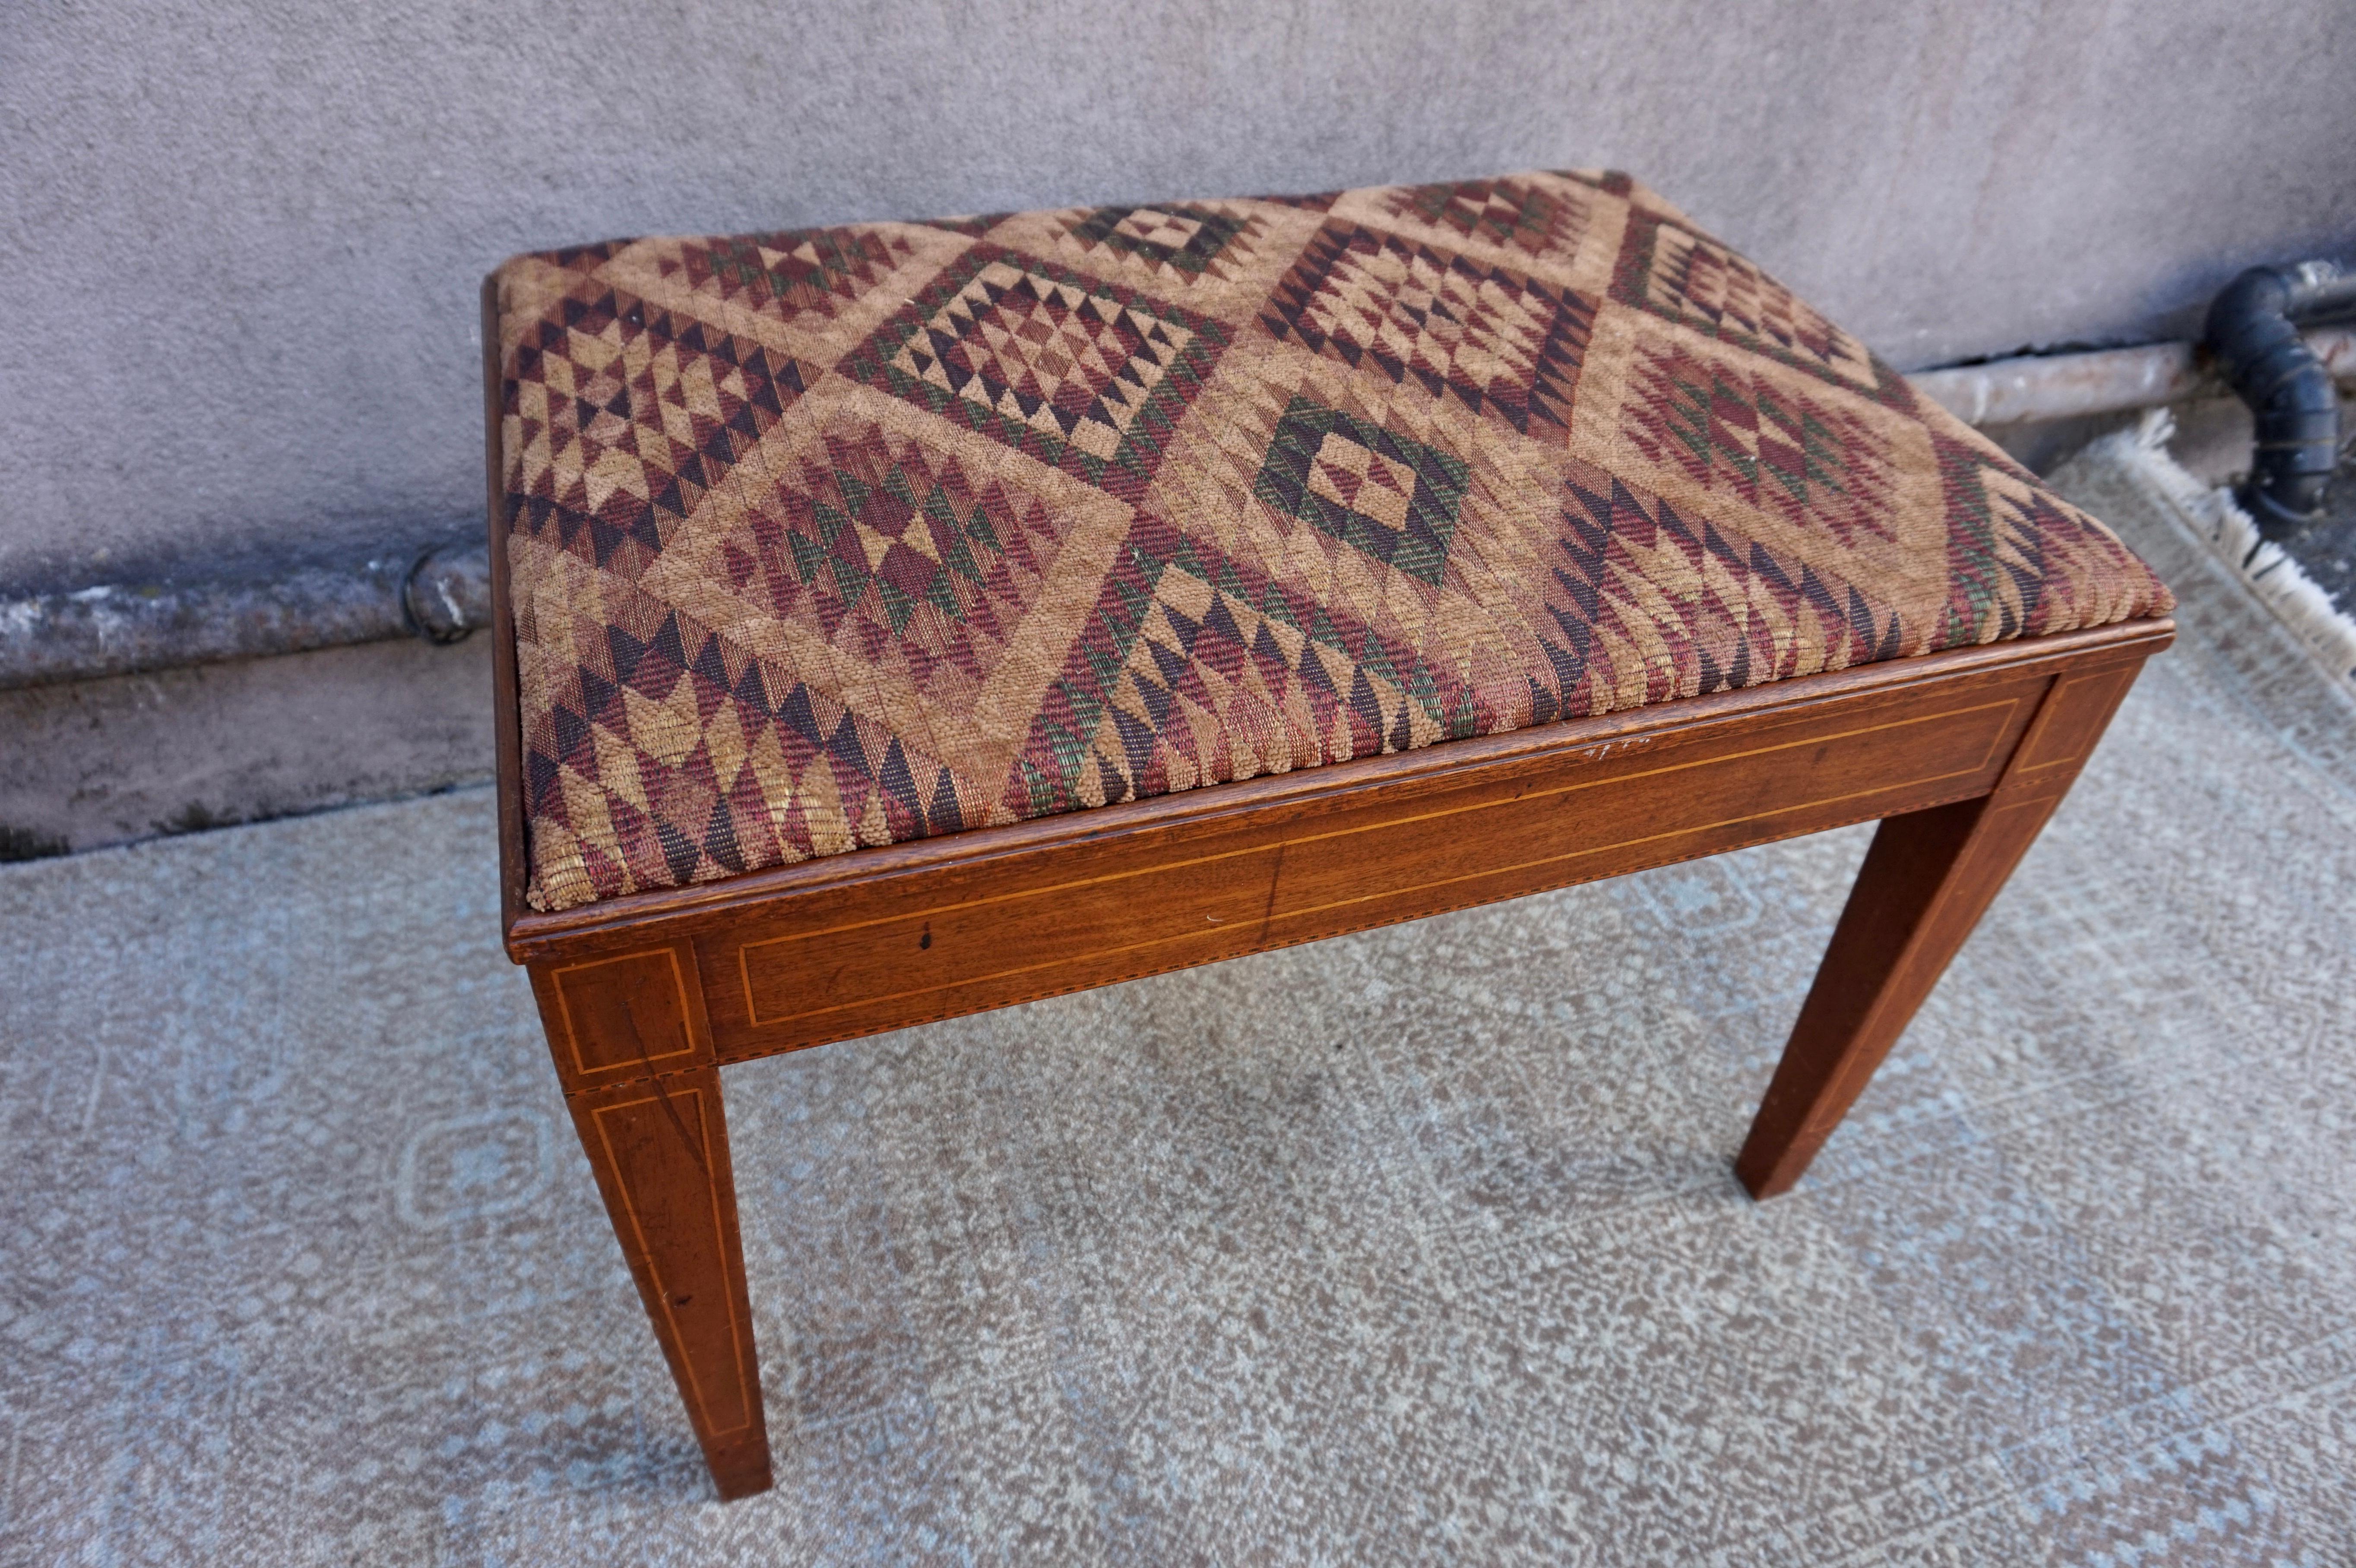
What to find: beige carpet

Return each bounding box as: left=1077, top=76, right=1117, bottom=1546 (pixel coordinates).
left=2, top=448, right=2353, bottom=1565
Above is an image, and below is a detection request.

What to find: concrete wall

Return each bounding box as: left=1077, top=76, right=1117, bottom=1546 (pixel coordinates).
left=6, top=0, right=2353, bottom=591
left=0, top=635, right=494, bottom=858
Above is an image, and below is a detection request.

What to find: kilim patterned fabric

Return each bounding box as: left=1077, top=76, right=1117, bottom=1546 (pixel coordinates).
left=493, top=170, right=2172, bottom=913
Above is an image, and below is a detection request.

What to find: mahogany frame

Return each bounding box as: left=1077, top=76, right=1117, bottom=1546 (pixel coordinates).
left=483, top=278, right=2172, bottom=1499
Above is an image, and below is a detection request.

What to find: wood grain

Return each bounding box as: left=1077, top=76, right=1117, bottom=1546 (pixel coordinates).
left=1732, top=656, right=2149, bottom=1197
left=558, top=1069, right=771, bottom=1499
left=711, top=676, right=2048, bottom=1059
left=542, top=946, right=708, bottom=1086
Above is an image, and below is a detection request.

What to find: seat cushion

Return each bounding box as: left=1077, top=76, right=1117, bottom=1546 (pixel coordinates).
left=493, top=170, right=2171, bottom=913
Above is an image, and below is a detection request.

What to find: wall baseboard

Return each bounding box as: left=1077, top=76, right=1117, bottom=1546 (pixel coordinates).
left=1, top=634, right=494, bottom=861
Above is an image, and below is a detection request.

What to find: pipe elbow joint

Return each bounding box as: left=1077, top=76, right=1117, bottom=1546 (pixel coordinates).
left=2207, top=262, right=2353, bottom=538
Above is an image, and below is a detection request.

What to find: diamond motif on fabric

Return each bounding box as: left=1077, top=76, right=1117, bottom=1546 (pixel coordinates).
left=506, top=288, right=806, bottom=575
left=1008, top=512, right=1489, bottom=817
left=1620, top=340, right=1893, bottom=544
left=1932, top=439, right=2151, bottom=648
left=843, top=246, right=1230, bottom=498
left=1062, top=203, right=1259, bottom=279
left=519, top=588, right=975, bottom=910
left=1546, top=457, right=1902, bottom=713
left=1383, top=177, right=1590, bottom=258
left=1262, top=224, right=1593, bottom=437
left=1614, top=212, right=1886, bottom=395
left=662, top=228, right=908, bottom=322
left=719, top=418, right=1068, bottom=690
left=1253, top=397, right=1471, bottom=586
left=921, top=212, right=1015, bottom=238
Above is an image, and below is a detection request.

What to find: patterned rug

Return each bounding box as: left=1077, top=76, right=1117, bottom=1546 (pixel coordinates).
left=0, top=456, right=2348, bottom=1563
left=2151, top=412, right=2356, bottom=692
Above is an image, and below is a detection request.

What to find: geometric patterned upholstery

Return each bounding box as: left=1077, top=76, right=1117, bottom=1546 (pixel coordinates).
left=494, top=170, right=2172, bottom=913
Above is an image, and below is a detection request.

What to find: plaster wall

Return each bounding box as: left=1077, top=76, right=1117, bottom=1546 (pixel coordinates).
left=6, top=0, right=2353, bottom=589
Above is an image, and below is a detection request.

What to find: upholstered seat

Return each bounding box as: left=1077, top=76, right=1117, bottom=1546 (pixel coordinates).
left=492, top=170, right=2170, bottom=914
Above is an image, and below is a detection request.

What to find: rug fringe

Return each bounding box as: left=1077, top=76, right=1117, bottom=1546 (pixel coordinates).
left=2086, top=409, right=2356, bottom=688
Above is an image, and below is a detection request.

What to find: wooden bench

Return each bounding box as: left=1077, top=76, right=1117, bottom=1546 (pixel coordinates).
left=481, top=171, right=2173, bottom=1499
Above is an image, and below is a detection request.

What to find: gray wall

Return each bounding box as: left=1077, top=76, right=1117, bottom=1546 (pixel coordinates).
left=7, top=0, right=2353, bottom=590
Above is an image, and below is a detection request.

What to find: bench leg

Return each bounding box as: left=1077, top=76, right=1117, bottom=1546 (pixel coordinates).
left=563, top=1068, right=773, bottom=1498
left=1734, top=655, right=2148, bottom=1198
left=1732, top=792, right=2060, bottom=1198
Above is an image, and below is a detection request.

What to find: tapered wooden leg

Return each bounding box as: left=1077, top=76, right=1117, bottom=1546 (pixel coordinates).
left=529, top=945, right=773, bottom=1498
left=1735, top=656, right=2150, bottom=1198
left=563, top=1068, right=773, bottom=1498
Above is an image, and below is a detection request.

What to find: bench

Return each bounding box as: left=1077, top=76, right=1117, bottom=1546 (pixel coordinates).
left=480, top=170, right=2173, bottom=1498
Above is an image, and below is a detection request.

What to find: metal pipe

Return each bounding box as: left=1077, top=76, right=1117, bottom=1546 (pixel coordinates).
left=2204, top=262, right=2356, bottom=535
left=403, top=543, right=495, bottom=644
left=1907, top=326, right=2356, bottom=427
left=0, top=543, right=490, bottom=692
